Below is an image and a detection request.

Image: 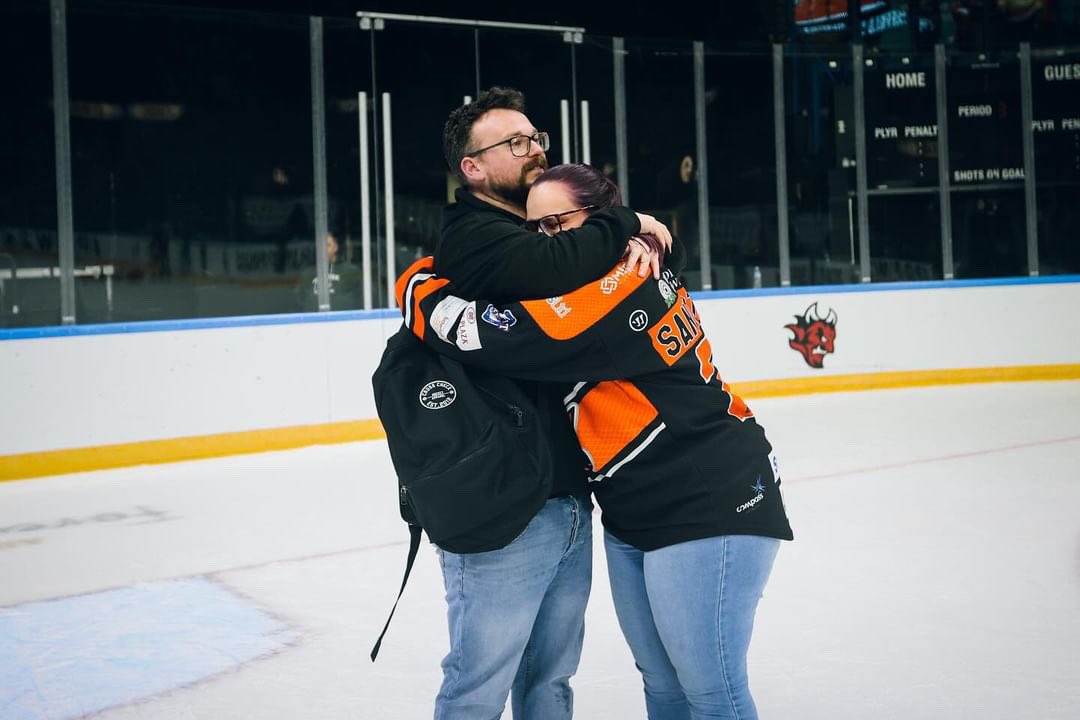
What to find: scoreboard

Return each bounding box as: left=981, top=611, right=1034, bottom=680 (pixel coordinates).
left=1032, top=55, right=1080, bottom=185
left=864, top=59, right=939, bottom=189
left=946, top=55, right=1024, bottom=186
left=859, top=50, right=1079, bottom=190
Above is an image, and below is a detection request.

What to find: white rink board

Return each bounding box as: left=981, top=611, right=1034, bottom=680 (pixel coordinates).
left=2, top=279, right=1078, bottom=456
left=699, top=281, right=1080, bottom=380
left=0, top=315, right=398, bottom=456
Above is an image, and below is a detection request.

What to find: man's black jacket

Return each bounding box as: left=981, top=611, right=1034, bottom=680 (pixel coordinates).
left=435, top=187, right=641, bottom=497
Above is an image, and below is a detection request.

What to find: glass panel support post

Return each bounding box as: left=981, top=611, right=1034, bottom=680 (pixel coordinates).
left=382, top=92, right=396, bottom=308
left=613, top=37, right=630, bottom=204
left=559, top=99, right=572, bottom=164
left=580, top=100, right=591, bottom=166
left=310, top=17, right=331, bottom=311
left=693, top=41, right=712, bottom=290
left=1019, top=42, right=1039, bottom=277
left=934, top=43, right=955, bottom=279
left=358, top=92, right=373, bottom=309
left=773, top=43, right=791, bottom=287
left=50, top=0, right=76, bottom=324
left=853, top=44, right=872, bottom=283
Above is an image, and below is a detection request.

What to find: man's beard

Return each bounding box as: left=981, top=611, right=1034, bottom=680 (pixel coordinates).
left=488, top=156, right=549, bottom=208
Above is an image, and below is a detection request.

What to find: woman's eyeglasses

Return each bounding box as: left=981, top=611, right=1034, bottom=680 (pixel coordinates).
left=525, top=206, right=597, bottom=237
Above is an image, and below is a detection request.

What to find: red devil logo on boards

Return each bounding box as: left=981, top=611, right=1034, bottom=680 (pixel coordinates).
left=785, top=303, right=837, bottom=369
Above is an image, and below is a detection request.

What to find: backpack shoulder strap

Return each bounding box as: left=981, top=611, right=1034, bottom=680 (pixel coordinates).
left=369, top=524, right=423, bottom=662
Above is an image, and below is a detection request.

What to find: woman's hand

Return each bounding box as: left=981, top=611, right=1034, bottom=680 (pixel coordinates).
left=635, top=213, right=673, bottom=253
left=623, top=211, right=672, bottom=278
left=622, top=236, right=658, bottom=279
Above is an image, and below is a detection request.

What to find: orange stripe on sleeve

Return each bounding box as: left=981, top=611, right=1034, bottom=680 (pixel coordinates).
left=394, top=256, right=435, bottom=310
left=521, top=263, right=648, bottom=340
left=410, top=277, right=450, bottom=340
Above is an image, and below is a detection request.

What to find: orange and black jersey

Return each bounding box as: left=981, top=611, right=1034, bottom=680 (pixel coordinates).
left=397, top=257, right=794, bottom=551
left=436, top=188, right=644, bottom=499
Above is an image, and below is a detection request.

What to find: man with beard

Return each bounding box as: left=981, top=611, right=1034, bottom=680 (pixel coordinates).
left=426, top=87, right=672, bottom=718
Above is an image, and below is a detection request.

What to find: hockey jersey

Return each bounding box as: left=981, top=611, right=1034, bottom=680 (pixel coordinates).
left=395, top=256, right=794, bottom=551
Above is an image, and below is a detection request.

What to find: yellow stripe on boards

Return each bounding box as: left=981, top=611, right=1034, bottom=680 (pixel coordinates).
left=0, top=419, right=387, bottom=483
left=2, top=364, right=1078, bottom=482
left=732, top=364, right=1080, bottom=399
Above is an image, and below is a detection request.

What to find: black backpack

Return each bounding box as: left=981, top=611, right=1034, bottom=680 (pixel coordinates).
left=369, top=327, right=553, bottom=660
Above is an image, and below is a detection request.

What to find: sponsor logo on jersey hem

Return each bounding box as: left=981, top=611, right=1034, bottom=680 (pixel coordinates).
left=735, top=475, right=767, bottom=513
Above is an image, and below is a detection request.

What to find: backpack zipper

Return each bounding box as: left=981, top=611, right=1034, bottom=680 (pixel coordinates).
left=475, top=384, right=527, bottom=428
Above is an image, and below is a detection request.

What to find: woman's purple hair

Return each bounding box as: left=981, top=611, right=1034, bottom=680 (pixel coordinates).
left=531, top=163, right=623, bottom=209
left=533, top=163, right=664, bottom=255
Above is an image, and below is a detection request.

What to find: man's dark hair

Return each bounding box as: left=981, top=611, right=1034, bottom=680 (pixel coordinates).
left=443, top=86, right=527, bottom=185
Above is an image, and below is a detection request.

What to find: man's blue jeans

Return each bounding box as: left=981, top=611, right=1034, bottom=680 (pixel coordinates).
left=604, top=531, right=780, bottom=720
left=434, top=495, right=593, bottom=720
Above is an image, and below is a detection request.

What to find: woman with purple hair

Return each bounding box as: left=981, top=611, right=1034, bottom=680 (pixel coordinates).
left=523, top=163, right=791, bottom=719
left=524, top=163, right=667, bottom=258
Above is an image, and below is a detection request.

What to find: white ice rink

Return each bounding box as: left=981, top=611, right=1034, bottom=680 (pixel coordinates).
left=2, top=381, right=1079, bottom=719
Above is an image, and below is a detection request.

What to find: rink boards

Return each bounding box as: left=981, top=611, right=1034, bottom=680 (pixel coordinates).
left=2, top=275, right=1079, bottom=479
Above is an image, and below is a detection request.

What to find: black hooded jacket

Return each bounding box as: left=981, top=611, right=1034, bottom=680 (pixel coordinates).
left=434, top=188, right=641, bottom=497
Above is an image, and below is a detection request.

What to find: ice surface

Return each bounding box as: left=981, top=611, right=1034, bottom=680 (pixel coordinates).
left=2, top=381, right=1078, bottom=719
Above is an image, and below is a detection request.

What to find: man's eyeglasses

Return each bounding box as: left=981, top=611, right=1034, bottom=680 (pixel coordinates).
left=525, top=206, right=597, bottom=237
left=466, top=131, right=550, bottom=158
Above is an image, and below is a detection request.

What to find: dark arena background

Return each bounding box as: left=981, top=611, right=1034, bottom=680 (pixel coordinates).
left=2, top=2, right=1079, bottom=719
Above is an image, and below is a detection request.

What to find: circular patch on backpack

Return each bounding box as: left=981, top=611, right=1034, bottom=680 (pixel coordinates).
left=419, top=380, right=457, bottom=410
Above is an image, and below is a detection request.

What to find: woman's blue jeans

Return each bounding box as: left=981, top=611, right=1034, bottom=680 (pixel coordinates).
left=434, top=495, right=593, bottom=720
left=604, top=531, right=780, bottom=720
